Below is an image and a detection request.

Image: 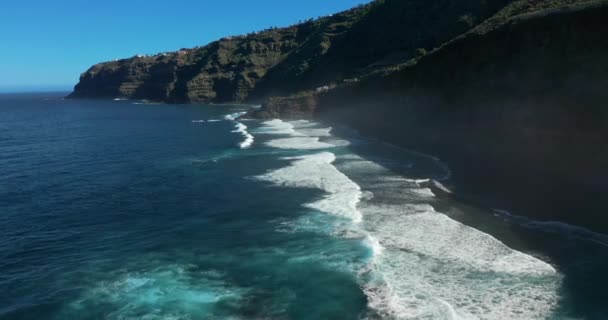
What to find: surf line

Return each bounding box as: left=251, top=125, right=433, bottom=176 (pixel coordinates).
left=224, top=112, right=254, bottom=149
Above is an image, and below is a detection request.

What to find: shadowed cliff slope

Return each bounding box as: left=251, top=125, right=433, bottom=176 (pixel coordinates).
left=312, top=1, right=608, bottom=231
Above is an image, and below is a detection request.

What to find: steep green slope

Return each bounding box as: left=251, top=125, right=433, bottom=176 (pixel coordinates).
left=70, top=0, right=515, bottom=103
left=69, top=24, right=305, bottom=103
left=69, top=4, right=374, bottom=103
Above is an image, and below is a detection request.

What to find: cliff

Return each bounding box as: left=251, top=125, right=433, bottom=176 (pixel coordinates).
left=68, top=26, right=305, bottom=103
left=69, top=0, right=515, bottom=103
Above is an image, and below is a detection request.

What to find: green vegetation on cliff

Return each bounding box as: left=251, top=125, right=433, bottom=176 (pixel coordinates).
left=70, top=4, right=374, bottom=102
left=71, top=0, right=541, bottom=103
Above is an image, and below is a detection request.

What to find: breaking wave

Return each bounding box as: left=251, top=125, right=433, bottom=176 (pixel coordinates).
left=232, top=122, right=254, bottom=149
left=252, top=119, right=563, bottom=319
left=338, top=155, right=562, bottom=319
left=224, top=111, right=247, bottom=121
left=254, top=119, right=350, bottom=150
left=255, top=152, right=363, bottom=222
left=224, top=111, right=254, bottom=149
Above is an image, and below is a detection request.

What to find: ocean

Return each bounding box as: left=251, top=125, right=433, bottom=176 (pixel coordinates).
left=1, top=93, right=607, bottom=319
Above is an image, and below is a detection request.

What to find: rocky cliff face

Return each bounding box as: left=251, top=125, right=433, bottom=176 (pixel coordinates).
left=251, top=92, right=318, bottom=119
left=69, top=27, right=302, bottom=103
left=69, top=6, right=366, bottom=103
left=70, top=0, right=515, bottom=103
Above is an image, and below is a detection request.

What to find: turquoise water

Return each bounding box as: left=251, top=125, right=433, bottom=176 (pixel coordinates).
left=1, top=93, right=607, bottom=319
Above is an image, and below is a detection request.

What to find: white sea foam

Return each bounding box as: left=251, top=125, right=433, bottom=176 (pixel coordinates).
left=430, top=180, right=453, bottom=195
left=364, top=231, right=561, bottom=319
left=404, top=178, right=431, bottom=185
left=253, top=120, right=562, bottom=318
left=364, top=234, right=384, bottom=256
left=223, top=111, right=254, bottom=149
left=61, top=264, right=246, bottom=320
left=192, top=120, right=206, bottom=123
left=294, top=127, right=333, bottom=137
left=253, top=119, right=301, bottom=135
left=232, top=122, right=254, bottom=149
left=322, top=153, right=563, bottom=319
left=224, top=111, right=247, bottom=121
left=371, top=207, right=556, bottom=275
left=410, top=187, right=435, bottom=197
left=255, top=152, right=363, bottom=222
left=289, top=120, right=333, bottom=137
left=335, top=159, right=562, bottom=319
left=265, top=137, right=335, bottom=150
left=255, top=119, right=349, bottom=149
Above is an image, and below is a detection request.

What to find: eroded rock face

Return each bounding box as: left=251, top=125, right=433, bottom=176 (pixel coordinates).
left=70, top=0, right=515, bottom=103
left=68, top=6, right=360, bottom=103
left=70, top=30, right=301, bottom=103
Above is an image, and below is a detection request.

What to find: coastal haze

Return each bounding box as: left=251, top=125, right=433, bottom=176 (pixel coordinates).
left=2, top=0, right=608, bottom=319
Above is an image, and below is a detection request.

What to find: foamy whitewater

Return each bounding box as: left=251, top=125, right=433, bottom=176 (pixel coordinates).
left=232, top=122, right=254, bottom=149
left=256, top=152, right=363, bottom=222
left=5, top=97, right=606, bottom=320
left=225, top=112, right=254, bottom=149
left=252, top=118, right=562, bottom=319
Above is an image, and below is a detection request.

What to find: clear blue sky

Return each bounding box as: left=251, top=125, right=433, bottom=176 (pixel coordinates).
left=0, top=0, right=370, bottom=92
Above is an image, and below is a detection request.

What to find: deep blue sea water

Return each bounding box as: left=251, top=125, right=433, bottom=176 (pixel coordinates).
left=1, top=93, right=608, bottom=319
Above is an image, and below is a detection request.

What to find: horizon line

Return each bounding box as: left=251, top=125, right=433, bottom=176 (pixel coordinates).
left=0, top=85, right=73, bottom=94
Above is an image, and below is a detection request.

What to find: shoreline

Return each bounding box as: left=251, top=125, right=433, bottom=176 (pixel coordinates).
left=68, top=95, right=262, bottom=108
left=69, top=94, right=608, bottom=235
left=327, top=117, right=608, bottom=235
